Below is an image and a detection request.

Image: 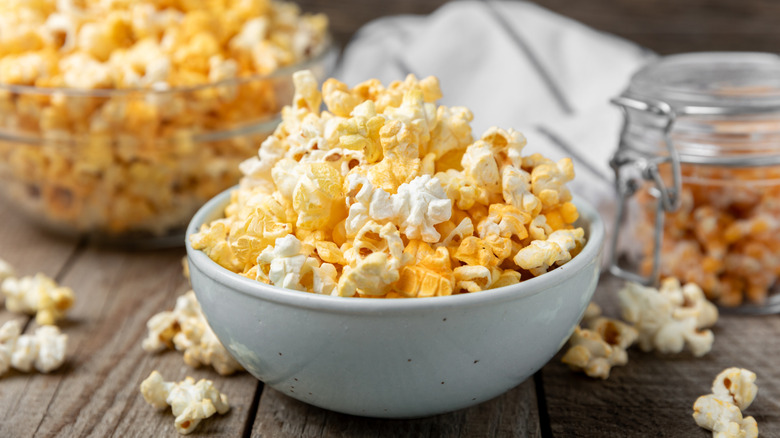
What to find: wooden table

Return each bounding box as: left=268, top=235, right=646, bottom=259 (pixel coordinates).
left=0, top=197, right=778, bottom=438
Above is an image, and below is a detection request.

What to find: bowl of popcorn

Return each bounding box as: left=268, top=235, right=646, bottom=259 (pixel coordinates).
left=185, top=72, right=605, bottom=418
left=0, top=0, right=335, bottom=245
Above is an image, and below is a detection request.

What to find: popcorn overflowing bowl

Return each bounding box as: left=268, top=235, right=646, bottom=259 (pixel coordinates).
left=0, top=0, right=335, bottom=245
left=186, top=188, right=603, bottom=418
left=185, top=71, right=605, bottom=417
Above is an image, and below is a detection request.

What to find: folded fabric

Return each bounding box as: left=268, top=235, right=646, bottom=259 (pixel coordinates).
left=336, top=1, right=656, bottom=265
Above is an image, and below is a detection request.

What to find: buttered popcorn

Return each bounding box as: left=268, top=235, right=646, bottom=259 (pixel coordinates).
left=192, top=72, right=585, bottom=297
left=0, top=0, right=329, bottom=236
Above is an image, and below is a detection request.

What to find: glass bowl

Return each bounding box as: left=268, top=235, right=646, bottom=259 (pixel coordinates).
left=0, top=43, right=336, bottom=247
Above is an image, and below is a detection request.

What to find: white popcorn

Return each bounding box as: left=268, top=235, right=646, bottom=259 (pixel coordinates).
left=140, top=370, right=230, bottom=435
left=0, top=320, right=67, bottom=375
left=344, top=174, right=451, bottom=242
left=142, top=291, right=243, bottom=376
left=693, top=394, right=757, bottom=438
left=502, top=165, right=541, bottom=216
left=229, top=17, right=269, bottom=53
left=461, top=142, right=501, bottom=205
left=618, top=278, right=718, bottom=357
left=513, top=228, right=585, bottom=276
left=390, top=175, right=452, bottom=242
left=60, top=53, right=113, bottom=89
left=256, top=235, right=333, bottom=293
left=561, top=318, right=637, bottom=380
left=712, top=368, right=758, bottom=411
left=2, top=273, right=75, bottom=326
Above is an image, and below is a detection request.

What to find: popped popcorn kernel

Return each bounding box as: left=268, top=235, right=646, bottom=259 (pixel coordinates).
left=0, top=320, right=67, bottom=375
left=1, top=273, right=75, bottom=326
left=142, top=291, right=243, bottom=376
left=140, top=370, right=230, bottom=435
left=693, top=368, right=759, bottom=438
left=192, top=74, right=585, bottom=297
left=560, top=322, right=636, bottom=380
left=618, top=278, right=718, bottom=357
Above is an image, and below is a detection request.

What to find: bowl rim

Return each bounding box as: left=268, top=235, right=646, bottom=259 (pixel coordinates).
left=0, top=36, right=337, bottom=97
left=185, top=186, right=605, bottom=314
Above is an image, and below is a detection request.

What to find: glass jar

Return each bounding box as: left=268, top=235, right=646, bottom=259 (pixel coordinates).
left=609, top=52, right=780, bottom=313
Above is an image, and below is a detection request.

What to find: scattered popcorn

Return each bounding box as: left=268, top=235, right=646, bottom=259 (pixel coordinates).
left=2, top=273, right=75, bottom=326
left=0, top=0, right=330, bottom=237
left=140, top=370, right=230, bottom=435
left=0, top=320, right=67, bottom=375
left=191, top=72, right=585, bottom=297
left=693, top=368, right=759, bottom=438
left=142, top=291, right=243, bottom=376
left=0, top=258, right=15, bottom=282
left=561, top=316, right=638, bottom=380
left=618, top=278, right=718, bottom=357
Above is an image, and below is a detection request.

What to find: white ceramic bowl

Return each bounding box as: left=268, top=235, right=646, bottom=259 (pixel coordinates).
left=185, top=188, right=605, bottom=418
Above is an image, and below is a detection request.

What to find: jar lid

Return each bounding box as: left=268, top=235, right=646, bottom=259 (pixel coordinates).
left=626, top=52, right=780, bottom=114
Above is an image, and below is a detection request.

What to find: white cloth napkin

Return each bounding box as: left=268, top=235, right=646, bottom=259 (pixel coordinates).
left=336, top=0, right=656, bottom=262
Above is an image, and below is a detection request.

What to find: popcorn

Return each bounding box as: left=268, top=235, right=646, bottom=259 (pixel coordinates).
left=142, top=291, right=243, bottom=376
left=560, top=299, right=638, bottom=380
left=2, top=273, right=75, bottom=326
left=514, top=228, right=585, bottom=276
left=0, top=0, right=330, bottom=237
left=140, top=370, right=230, bottom=435
left=712, top=368, right=758, bottom=412
left=693, top=368, right=759, bottom=438
left=634, top=165, right=780, bottom=306
left=192, top=73, right=585, bottom=298
left=618, top=278, right=718, bottom=356
left=0, top=320, right=68, bottom=375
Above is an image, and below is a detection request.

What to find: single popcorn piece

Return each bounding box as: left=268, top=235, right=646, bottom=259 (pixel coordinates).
left=618, top=278, right=718, bottom=357
left=560, top=320, right=636, bottom=380
left=143, top=291, right=243, bottom=376
left=692, top=368, right=759, bottom=438
left=0, top=320, right=68, bottom=375
left=712, top=368, right=758, bottom=411
left=514, top=228, right=585, bottom=276
left=1, top=273, right=75, bottom=326
left=191, top=73, right=585, bottom=297
left=140, top=370, right=230, bottom=435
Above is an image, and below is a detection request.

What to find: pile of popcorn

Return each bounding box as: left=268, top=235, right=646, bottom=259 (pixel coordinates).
left=0, top=0, right=330, bottom=235
left=634, top=164, right=780, bottom=307
left=191, top=71, right=586, bottom=297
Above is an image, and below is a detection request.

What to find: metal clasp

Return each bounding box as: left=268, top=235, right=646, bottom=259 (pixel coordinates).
left=608, top=95, right=683, bottom=286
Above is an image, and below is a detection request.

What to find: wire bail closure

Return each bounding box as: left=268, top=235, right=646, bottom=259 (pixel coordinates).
left=608, top=95, right=683, bottom=286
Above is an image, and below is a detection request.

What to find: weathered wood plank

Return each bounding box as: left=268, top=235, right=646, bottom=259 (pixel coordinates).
left=543, top=274, right=780, bottom=437
left=0, top=246, right=259, bottom=438
left=251, top=378, right=540, bottom=437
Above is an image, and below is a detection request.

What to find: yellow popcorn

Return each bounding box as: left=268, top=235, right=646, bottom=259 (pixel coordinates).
left=514, top=228, right=585, bottom=276
left=1, top=272, right=75, bottom=326
left=192, top=72, right=585, bottom=297
left=0, top=0, right=330, bottom=237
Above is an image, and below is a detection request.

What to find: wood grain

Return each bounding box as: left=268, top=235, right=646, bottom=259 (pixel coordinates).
left=299, top=0, right=780, bottom=54
left=251, top=379, right=541, bottom=437
left=0, top=245, right=259, bottom=438
left=542, top=274, right=780, bottom=437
